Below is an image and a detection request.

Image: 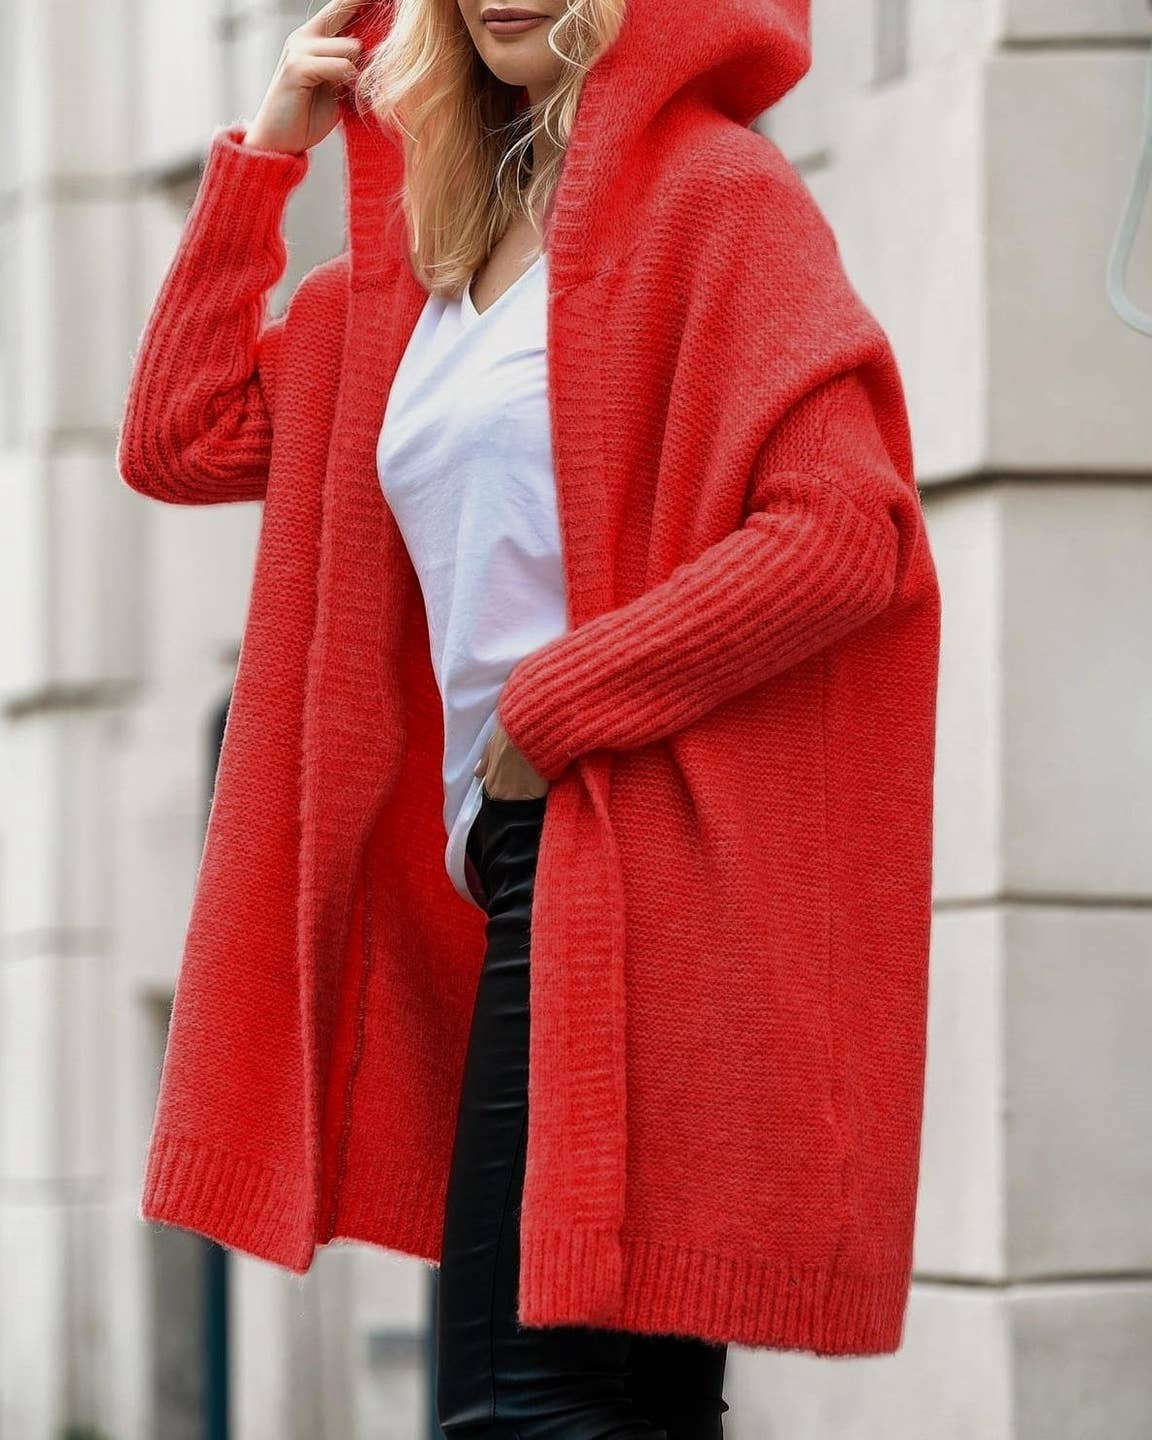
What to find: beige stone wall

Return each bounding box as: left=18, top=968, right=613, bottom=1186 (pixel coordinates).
left=734, top=4, right=1152, bottom=1437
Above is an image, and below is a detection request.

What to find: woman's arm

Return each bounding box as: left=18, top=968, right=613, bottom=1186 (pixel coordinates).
left=497, top=366, right=921, bottom=780
left=117, top=0, right=369, bottom=502
left=116, top=125, right=310, bottom=505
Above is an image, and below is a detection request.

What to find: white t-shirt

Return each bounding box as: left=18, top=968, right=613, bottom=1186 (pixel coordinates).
left=376, top=251, right=567, bottom=906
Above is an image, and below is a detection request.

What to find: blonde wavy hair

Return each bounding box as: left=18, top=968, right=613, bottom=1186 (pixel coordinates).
left=354, top=0, right=626, bottom=295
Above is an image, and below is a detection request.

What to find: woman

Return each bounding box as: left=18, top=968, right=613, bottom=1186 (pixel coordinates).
left=121, top=0, right=941, bottom=1433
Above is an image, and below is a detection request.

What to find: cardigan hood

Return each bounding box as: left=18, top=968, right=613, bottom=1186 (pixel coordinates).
left=337, top=0, right=811, bottom=286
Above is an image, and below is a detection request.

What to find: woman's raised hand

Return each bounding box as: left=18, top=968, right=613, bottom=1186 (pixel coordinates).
left=243, top=0, right=370, bottom=156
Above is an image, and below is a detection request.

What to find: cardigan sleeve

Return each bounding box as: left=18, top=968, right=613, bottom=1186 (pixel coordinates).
left=496, top=366, right=917, bottom=781
left=117, top=124, right=310, bottom=505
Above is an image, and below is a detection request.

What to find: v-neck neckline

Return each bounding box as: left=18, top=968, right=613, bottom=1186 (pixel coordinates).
left=463, top=251, right=545, bottom=325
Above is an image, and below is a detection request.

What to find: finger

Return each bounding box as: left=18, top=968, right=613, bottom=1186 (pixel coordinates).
left=289, top=54, right=361, bottom=89
left=300, top=35, right=364, bottom=59
left=300, top=0, right=370, bottom=38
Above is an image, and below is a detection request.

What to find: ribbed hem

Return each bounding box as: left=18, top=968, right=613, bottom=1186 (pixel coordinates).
left=518, top=1226, right=912, bottom=1356
left=140, top=1136, right=911, bottom=1353
left=520, top=1225, right=625, bottom=1324
left=325, top=1147, right=448, bottom=1267
left=139, top=1131, right=316, bottom=1274
left=138, top=1130, right=452, bottom=1276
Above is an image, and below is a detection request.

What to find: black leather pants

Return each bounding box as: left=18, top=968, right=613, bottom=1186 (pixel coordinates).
left=435, top=788, right=729, bottom=1440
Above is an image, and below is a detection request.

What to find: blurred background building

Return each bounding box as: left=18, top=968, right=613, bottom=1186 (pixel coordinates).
left=1, top=1, right=1151, bottom=1437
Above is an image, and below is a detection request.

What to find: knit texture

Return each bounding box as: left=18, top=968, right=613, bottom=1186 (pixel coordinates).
left=120, top=0, right=942, bottom=1356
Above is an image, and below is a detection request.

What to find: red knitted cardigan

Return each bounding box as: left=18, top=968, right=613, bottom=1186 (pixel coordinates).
left=120, top=0, right=941, bottom=1356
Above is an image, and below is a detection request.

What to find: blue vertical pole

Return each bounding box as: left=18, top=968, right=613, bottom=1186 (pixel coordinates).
left=204, top=1243, right=230, bottom=1440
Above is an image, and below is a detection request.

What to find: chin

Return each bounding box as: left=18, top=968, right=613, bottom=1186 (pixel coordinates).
left=476, top=36, right=562, bottom=89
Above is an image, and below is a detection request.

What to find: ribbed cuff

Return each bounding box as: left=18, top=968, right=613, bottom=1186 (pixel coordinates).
left=191, top=123, right=311, bottom=264
left=497, top=665, right=577, bottom=781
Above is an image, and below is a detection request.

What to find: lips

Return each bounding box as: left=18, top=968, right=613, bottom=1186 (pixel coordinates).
left=481, top=6, right=549, bottom=30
